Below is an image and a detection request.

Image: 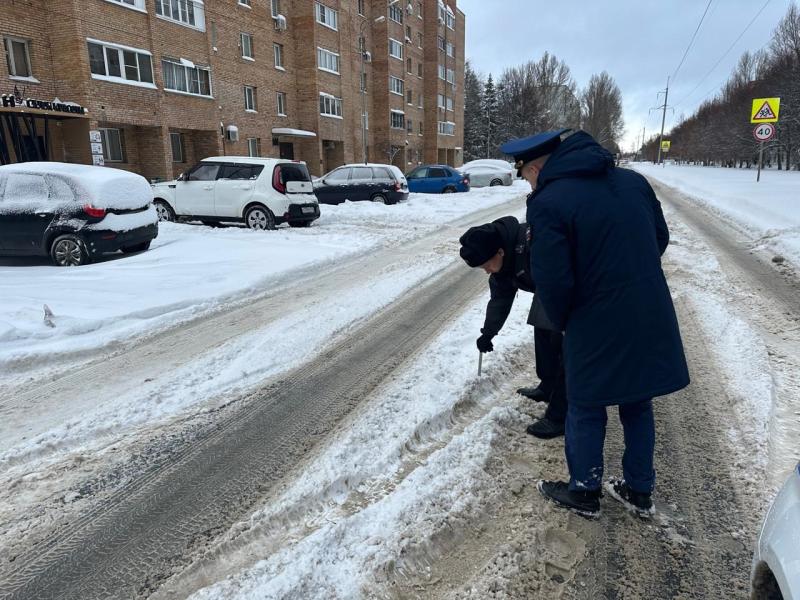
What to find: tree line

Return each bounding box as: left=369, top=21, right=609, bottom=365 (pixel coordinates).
left=641, top=3, right=800, bottom=170
left=463, top=52, right=624, bottom=162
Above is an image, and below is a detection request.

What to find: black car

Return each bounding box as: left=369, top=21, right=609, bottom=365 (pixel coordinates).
left=313, top=163, right=409, bottom=205
left=0, top=163, right=158, bottom=266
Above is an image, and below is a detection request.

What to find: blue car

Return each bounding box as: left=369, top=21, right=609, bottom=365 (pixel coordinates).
left=406, top=165, right=470, bottom=194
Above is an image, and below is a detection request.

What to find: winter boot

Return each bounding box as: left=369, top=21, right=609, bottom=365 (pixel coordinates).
left=517, top=385, right=548, bottom=402
left=537, top=480, right=601, bottom=519
left=604, top=477, right=655, bottom=519
left=526, top=417, right=565, bottom=439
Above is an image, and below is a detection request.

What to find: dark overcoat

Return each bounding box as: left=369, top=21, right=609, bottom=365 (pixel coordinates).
left=525, top=131, right=690, bottom=406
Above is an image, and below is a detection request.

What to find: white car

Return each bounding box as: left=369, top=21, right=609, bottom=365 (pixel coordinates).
left=751, top=463, right=800, bottom=600
left=152, top=157, right=320, bottom=229
left=461, top=160, right=516, bottom=186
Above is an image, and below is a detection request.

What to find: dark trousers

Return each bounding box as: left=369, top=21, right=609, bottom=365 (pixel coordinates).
left=564, top=398, right=656, bottom=493
left=534, top=327, right=567, bottom=424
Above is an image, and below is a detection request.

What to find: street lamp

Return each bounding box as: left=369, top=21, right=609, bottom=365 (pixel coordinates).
left=359, top=14, right=386, bottom=164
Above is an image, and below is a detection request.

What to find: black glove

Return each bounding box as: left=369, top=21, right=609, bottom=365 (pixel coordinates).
left=476, top=333, right=494, bottom=353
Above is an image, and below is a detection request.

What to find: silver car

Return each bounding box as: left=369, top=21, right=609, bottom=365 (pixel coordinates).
left=459, top=163, right=513, bottom=187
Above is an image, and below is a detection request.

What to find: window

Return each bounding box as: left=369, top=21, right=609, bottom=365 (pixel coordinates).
left=316, top=3, right=338, bottom=30
left=389, top=76, right=404, bottom=95
left=446, top=96, right=454, bottom=111
left=319, top=93, right=342, bottom=117
left=389, top=3, right=403, bottom=23
left=438, top=63, right=445, bottom=80
left=407, top=58, right=412, bottom=73
left=4, top=37, right=33, bottom=79
left=388, top=38, right=403, bottom=60
left=240, top=33, right=254, bottom=59
left=244, top=85, right=257, bottom=111
left=351, top=166, right=372, bottom=180
left=406, top=89, right=413, bottom=104
left=406, top=118, right=413, bottom=133
left=437, top=93, right=445, bottom=109
left=418, top=121, right=423, bottom=135
left=317, top=47, right=340, bottom=74
left=247, top=138, right=261, bottom=157
left=417, top=32, right=423, bottom=48
left=221, top=163, right=264, bottom=179
left=162, top=58, right=212, bottom=96
left=447, top=68, right=454, bottom=84
left=277, top=91, right=286, bottom=115
left=446, top=42, right=454, bottom=57
left=437, top=36, right=445, bottom=52
left=446, top=8, right=455, bottom=29
left=417, top=62, right=423, bottom=77
left=274, top=43, right=284, bottom=68
left=100, top=128, right=125, bottom=162
left=107, top=0, right=146, bottom=9
left=88, top=40, right=154, bottom=86
left=155, top=0, right=205, bottom=30
left=417, top=93, right=422, bottom=107
left=187, top=163, right=220, bottom=181
left=271, top=0, right=280, bottom=17
left=170, top=132, right=184, bottom=163
left=239, top=0, right=251, bottom=6
left=390, top=111, right=405, bottom=129
left=406, top=25, right=412, bottom=40
left=438, top=120, right=455, bottom=135
left=357, top=0, right=365, bottom=15
left=418, top=1, right=423, bottom=18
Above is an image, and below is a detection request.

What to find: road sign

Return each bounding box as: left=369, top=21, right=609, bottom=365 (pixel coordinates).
left=753, top=123, right=776, bottom=142
left=751, top=97, right=780, bottom=123
left=660, top=140, right=671, bottom=152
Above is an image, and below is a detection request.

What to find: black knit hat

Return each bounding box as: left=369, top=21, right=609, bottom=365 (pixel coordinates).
left=459, top=223, right=502, bottom=267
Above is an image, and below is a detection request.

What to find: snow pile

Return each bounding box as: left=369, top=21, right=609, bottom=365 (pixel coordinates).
left=633, top=163, right=800, bottom=267
left=85, top=205, right=158, bottom=232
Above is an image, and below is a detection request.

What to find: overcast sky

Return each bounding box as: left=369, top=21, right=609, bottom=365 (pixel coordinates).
left=459, top=0, right=790, bottom=150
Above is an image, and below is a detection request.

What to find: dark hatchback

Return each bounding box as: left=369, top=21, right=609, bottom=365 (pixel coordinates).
left=313, top=163, right=409, bottom=205
left=0, top=163, right=158, bottom=266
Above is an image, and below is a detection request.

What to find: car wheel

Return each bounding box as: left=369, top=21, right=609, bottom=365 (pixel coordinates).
left=154, top=200, right=175, bottom=222
left=490, top=179, right=503, bottom=187
left=443, top=186, right=456, bottom=193
left=121, top=241, right=152, bottom=253
left=244, top=205, right=276, bottom=230
left=371, top=194, right=387, bottom=204
left=50, top=234, right=89, bottom=267
left=289, top=221, right=312, bottom=228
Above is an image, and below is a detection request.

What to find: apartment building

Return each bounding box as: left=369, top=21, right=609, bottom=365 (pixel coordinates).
left=0, top=0, right=465, bottom=179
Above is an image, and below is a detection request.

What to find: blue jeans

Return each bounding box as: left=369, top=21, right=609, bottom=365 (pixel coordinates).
left=565, top=399, right=655, bottom=493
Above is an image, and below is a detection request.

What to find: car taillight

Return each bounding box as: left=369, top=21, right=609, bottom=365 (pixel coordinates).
left=462, top=178, right=469, bottom=185
left=272, top=166, right=286, bottom=194
left=394, top=181, right=401, bottom=191
left=83, top=204, right=106, bottom=218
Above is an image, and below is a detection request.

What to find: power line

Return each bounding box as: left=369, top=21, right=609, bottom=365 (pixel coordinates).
left=673, top=0, right=772, bottom=108
left=671, top=0, right=713, bottom=84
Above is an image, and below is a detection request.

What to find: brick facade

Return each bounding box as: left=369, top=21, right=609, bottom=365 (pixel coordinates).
left=0, top=0, right=465, bottom=179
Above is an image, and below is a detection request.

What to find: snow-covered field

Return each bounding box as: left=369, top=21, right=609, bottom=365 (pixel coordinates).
left=0, top=182, right=529, bottom=373
left=633, top=163, right=800, bottom=267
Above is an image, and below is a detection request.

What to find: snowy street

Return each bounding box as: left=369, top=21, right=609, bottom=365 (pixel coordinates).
left=2, top=168, right=799, bottom=598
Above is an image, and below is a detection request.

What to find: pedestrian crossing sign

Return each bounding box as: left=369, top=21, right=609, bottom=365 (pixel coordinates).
left=661, top=140, right=671, bottom=152
left=751, top=97, right=780, bottom=123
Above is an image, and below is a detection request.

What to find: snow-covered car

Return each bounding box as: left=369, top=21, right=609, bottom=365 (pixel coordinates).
left=313, top=163, right=409, bottom=205
left=460, top=164, right=513, bottom=188
left=0, top=162, right=157, bottom=266
left=751, top=462, right=800, bottom=600
left=151, top=157, right=319, bottom=229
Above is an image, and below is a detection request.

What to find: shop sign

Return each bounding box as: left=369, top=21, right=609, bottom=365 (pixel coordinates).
left=1, top=91, right=87, bottom=115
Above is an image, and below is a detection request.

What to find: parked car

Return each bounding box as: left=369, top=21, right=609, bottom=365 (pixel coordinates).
left=751, top=462, right=800, bottom=600
left=461, top=159, right=515, bottom=186
left=151, top=157, right=319, bottom=229
left=0, top=162, right=157, bottom=266
left=406, top=165, right=470, bottom=194
left=313, top=163, right=409, bottom=205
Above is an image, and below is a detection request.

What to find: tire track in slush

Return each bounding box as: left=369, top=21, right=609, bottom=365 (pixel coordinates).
left=0, top=263, right=486, bottom=600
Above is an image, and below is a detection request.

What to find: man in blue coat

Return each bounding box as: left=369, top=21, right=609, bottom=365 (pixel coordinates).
left=500, top=129, right=690, bottom=519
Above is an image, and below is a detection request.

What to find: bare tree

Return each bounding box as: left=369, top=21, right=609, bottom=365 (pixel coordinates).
left=580, top=72, right=624, bottom=150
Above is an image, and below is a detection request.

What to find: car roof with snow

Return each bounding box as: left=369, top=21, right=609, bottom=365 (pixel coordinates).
left=0, top=162, right=153, bottom=209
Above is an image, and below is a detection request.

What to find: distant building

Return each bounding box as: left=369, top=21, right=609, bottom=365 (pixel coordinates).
left=0, top=0, right=465, bottom=178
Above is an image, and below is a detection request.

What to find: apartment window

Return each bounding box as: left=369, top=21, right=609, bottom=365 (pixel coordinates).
left=406, top=25, right=412, bottom=40
left=437, top=93, right=445, bottom=109
left=274, top=43, right=284, bottom=68
left=240, top=33, right=254, bottom=59
left=417, top=62, right=423, bottom=77
left=4, top=37, right=33, bottom=79
left=106, top=0, right=146, bottom=9
left=418, top=121, right=423, bottom=135
left=447, top=96, right=454, bottom=111
left=388, top=38, right=403, bottom=60
left=100, top=128, right=124, bottom=162
left=406, top=118, right=413, bottom=133
left=155, top=0, right=205, bottom=30
left=316, top=3, right=338, bottom=30
left=417, top=32, right=423, bottom=48
left=170, top=132, right=184, bottom=163
left=319, top=93, right=342, bottom=117
left=417, top=93, right=423, bottom=107
left=247, top=138, right=261, bottom=157
left=406, top=58, right=412, bottom=73
left=390, top=110, right=405, bottom=129
left=277, top=91, right=286, bottom=115
left=446, top=8, right=455, bottom=29
left=447, top=67, right=455, bottom=84
left=239, top=0, right=251, bottom=6
left=406, top=89, right=413, bottom=104
left=438, top=120, right=455, bottom=135
left=357, top=0, right=365, bottom=15
left=418, top=1, right=423, bottom=17
left=317, top=47, right=340, bottom=74
left=388, top=3, right=403, bottom=23
left=446, top=42, right=454, bottom=57
left=438, top=64, right=445, bottom=80
left=389, top=75, right=404, bottom=96
left=162, top=58, right=212, bottom=96
left=244, top=85, right=257, bottom=111
left=271, top=0, right=280, bottom=16
left=88, top=40, right=154, bottom=86
left=437, top=36, right=445, bottom=52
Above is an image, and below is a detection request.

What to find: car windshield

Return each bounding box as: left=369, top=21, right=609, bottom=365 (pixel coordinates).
left=279, top=163, right=311, bottom=182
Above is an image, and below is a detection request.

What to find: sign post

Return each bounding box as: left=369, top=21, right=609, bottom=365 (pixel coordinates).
left=660, top=140, right=670, bottom=167
left=751, top=97, right=780, bottom=183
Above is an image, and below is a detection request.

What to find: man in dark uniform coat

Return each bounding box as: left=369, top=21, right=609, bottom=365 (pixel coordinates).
left=459, top=216, right=567, bottom=438
left=501, top=129, right=690, bottom=519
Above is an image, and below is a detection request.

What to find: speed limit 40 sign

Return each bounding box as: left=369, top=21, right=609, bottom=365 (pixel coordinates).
left=753, top=123, right=776, bottom=142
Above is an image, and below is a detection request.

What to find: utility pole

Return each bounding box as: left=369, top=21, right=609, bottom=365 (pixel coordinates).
left=656, top=76, right=669, bottom=165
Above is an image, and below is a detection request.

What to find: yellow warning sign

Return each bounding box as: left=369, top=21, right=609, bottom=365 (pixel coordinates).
left=661, top=140, right=671, bottom=152
left=751, top=97, right=780, bottom=123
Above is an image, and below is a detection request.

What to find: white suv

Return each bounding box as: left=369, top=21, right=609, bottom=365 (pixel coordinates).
left=151, top=157, right=320, bottom=229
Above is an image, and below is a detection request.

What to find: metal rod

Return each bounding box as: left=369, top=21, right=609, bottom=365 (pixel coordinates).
left=478, top=352, right=482, bottom=376
left=757, top=140, right=764, bottom=182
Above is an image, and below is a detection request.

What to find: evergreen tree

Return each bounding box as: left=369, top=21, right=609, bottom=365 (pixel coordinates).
left=463, top=61, right=484, bottom=162
left=482, top=74, right=499, bottom=158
